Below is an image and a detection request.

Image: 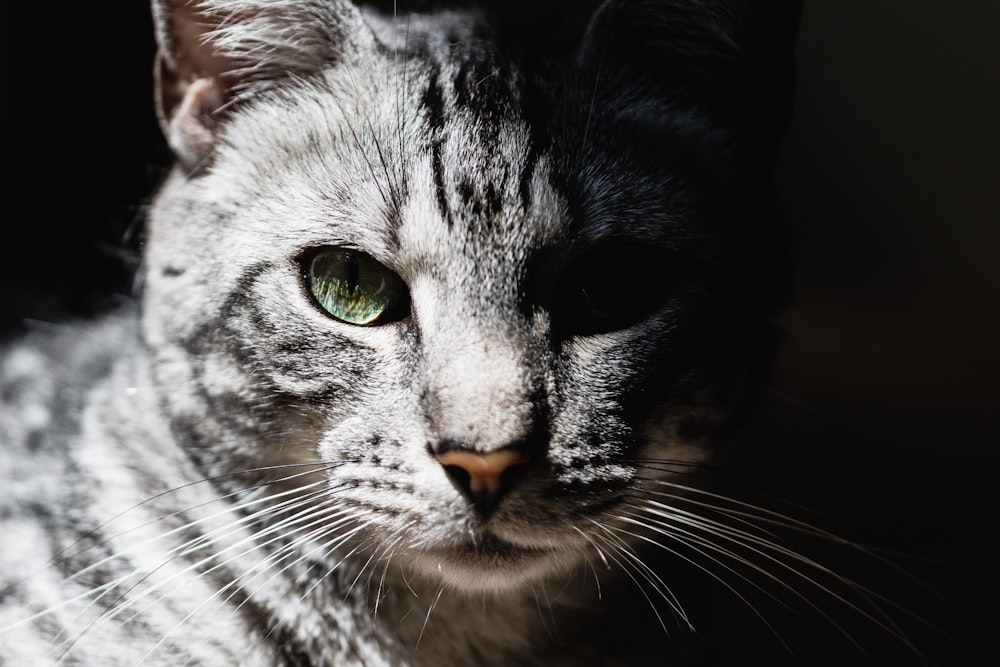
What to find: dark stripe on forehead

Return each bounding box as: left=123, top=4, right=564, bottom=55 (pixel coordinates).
left=422, top=65, right=453, bottom=229
left=430, top=139, right=451, bottom=230
left=421, top=63, right=446, bottom=133
left=452, top=54, right=519, bottom=124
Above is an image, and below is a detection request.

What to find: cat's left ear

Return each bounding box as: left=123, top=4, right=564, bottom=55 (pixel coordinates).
left=151, top=0, right=371, bottom=170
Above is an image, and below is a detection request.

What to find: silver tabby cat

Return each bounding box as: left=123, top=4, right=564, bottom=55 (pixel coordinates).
left=1, top=1, right=804, bottom=664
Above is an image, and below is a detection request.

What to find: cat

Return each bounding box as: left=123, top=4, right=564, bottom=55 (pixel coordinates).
left=0, top=1, right=926, bottom=665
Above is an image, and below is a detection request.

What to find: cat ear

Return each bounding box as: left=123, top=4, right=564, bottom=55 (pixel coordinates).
left=151, top=0, right=370, bottom=169
left=581, top=0, right=803, bottom=154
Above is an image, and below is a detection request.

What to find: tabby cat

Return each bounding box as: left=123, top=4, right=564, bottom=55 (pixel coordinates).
left=0, top=1, right=881, bottom=665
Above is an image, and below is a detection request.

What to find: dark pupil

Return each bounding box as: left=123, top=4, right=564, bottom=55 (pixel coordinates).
left=346, top=254, right=359, bottom=294
left=558, top=242, right=657, bottom=335
left=582, top=251, right=650, bottom=318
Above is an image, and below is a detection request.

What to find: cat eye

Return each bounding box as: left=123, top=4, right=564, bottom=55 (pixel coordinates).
left=305, top=249, right=410, bottom=326
left=554, top=241, right=666, bottom=336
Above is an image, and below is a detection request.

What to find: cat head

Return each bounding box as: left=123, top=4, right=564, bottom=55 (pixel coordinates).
left=143, top=0, right=800, bottom=592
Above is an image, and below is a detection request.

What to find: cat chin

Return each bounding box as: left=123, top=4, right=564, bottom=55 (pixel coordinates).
left=406, top=536, right=577, bottom=594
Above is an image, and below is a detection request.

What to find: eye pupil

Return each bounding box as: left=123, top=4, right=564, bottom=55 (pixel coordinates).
left=305, top=249, right=409, bottom=326
left=345, top=254, right=359, bottom=294
left=555, top=241, right=662, bottom=336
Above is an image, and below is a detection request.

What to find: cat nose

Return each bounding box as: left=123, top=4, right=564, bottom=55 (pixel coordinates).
left=434, top=444, right=531, bottom=517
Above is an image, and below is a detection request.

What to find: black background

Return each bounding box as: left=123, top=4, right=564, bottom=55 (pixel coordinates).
left=1, top=4, right=166, bottom=331
left=2, top=2, right=998, bottom=664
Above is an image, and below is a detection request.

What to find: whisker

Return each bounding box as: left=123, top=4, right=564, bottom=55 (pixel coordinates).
left=621, top=494, right=925, bottom=658
left=56, top=486, right=350, bottom=659
left=224, top=510, right=371, bottom=608
left=531, top=580, right=563, bottom=643
left=584, top=520, right=680, bottom=636
left=398, top=10, right=413, bottom=190
left=144, top=508, right=367, bottom=664
left=8, top=462, right=346, bottom=596
left=633, top=477, right=947, bottom=631
left=330, top=536, right=380, bottom=599
left=602, top=513, right=794, bottom=653
left=2, top=473, right=338, bottom=637
left=373, top=532, right=408, bottom=618
left=633, top=475, right=858, bottom=541
left=338, top=53, right=393, bottom=208
left=253, top=519, right=376, bottom=650
left=73, top=479, right=333, bottom=608
left=415, top=585, right=445, bottom=648
left=571, top=525, right=607, bottom=600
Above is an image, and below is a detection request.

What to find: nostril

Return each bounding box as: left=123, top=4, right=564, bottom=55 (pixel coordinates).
left=441, top=463, right=472, bottom=495
left=435, top=448, right=531, bottom=515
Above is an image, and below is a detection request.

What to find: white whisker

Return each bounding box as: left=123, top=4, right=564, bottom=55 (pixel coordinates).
left=58, top=489, right=350, bottom=659
left=621, top=490, right=925, bottom=657
left=584, top=520, right=678, bottom=636
left=14, top=464, right=342, bottom=598
left=572, top=525, right=608, bottom=600
left=415, top=585, right=444, bottom=649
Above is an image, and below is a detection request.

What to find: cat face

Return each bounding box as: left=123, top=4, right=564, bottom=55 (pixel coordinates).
left=143, top=0, right=797, bottom=593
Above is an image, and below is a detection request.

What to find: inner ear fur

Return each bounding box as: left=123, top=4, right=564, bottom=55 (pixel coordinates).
left=150, top=0, right=370, bottom=170
left=152, top=0, right=241, bottom=170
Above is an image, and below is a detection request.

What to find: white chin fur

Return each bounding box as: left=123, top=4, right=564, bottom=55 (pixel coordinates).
left=407, top=546, right=576, bottom=594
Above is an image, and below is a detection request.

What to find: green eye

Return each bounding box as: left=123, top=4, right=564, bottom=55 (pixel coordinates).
left=306, top=249, right=409, bottom=325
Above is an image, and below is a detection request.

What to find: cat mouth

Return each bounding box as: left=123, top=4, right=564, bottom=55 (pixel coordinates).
left=419, top=531, right=559, bottom=575
left=448, top=532, right=551, bottom=559
left=415, top=533, right=563, bottom=591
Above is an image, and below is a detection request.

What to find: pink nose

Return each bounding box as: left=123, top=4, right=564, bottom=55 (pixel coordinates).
left=436, top=449, right=531, bottom=516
